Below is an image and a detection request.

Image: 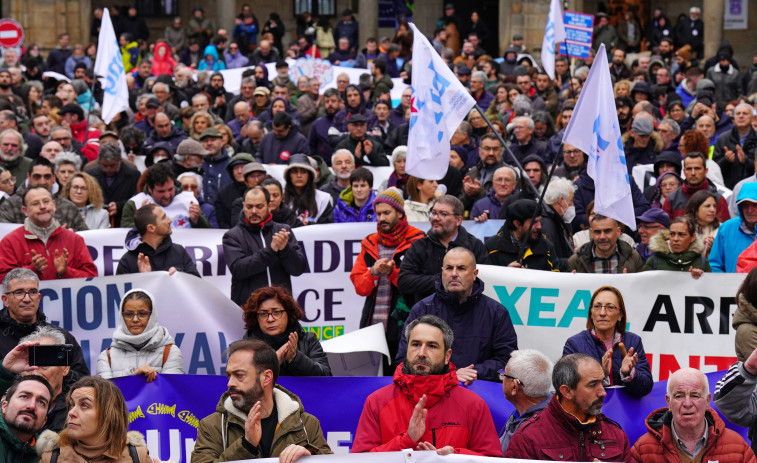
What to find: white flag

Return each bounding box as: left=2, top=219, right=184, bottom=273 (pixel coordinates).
left=541, top=0, right=567, bottom=79
left=94, top=8, right=129, bottom=123
left=562, top=43, right=636, bottom=230
left=407, top=23, right=476, bottom=180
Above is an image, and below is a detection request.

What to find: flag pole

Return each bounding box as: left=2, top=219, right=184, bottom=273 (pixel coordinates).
left=472, top=103, right=540, bottom=198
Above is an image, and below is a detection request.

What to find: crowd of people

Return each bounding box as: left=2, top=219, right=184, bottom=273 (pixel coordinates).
left=0, top=2, right=757, bottom=462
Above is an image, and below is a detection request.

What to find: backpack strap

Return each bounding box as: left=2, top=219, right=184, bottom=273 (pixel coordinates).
left=162, top=344, right=172, bottom=367
left=128, top=443, right=139, bottom=463
left=652, top=254, right=658, bottom=270
left=107, top=347, right=111, bottom=367
left=50, top=448, right=60, bottom=463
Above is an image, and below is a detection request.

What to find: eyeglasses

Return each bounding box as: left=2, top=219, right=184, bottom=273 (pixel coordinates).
left=430, top=210, right=457, bottom=219
left=4, top=289, right=40, bottom=299
left=480, top=146, right=501, bottom=153
left=564, top=149, right=583, bottom=157
left=498, top=369, right=525, bottom=387
left=123, top=310, right=151, bottom=320
left=71, top=185, right=88, bottom=192
left=30, top=173, right=54, bottom=181
left=257, top=309, right=286, bottom=320
left=591, top=304, right=619, bottom=312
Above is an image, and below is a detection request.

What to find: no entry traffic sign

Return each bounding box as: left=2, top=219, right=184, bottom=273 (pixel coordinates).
left=0, top=19, right=24, bottom=49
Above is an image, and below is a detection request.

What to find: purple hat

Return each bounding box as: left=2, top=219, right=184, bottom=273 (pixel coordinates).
left=636, top=208, right=670, bottom=228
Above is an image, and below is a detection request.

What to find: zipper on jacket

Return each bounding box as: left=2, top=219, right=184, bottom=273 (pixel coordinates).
left=260, top=230, right=271, bottom=286
left=579, top=430, right=585, bottom=460
left=432, top=428, right=436, bottom=447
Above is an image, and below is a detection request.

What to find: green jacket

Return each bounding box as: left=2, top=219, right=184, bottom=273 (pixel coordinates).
left=372, top=75, right=394, bottom=101
left=642, top=229, right=712, bottom=272
left=0, top=412, right=40, bottom=463
left=192, top=385, right=332, bottom=462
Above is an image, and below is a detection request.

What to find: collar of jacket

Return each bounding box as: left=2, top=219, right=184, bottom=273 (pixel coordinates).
left=433, top=275, right=485, bottom=308
left=392, top=363, right=459, bottom=408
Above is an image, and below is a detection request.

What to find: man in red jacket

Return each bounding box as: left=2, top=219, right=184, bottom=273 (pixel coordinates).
left=632, top=367, right=755, bottom=463
left=506, top=353, right=631, bottom=461
left=0, top=186, right=97, bottom=281
left=351, top=314, right=503, bottom=456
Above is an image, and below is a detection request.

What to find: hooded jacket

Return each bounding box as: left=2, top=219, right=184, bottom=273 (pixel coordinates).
left=485, top=223, right=561, bottom=271
left=37, top=430, right=151, bottom=463
left=631, top=407, right=756, bottom=463
left=333, top=187, right=376, bottom=223
left=116, top=234, right=200, bottom=277
left=120, top=40, right=140, bottom=73
left=192, top=386, right=332, bottom=462
left=395, top=277, right=518, bottom=383
left=505, top=394, right=630, bottom=461
left=397, top=225, right=488, bottom=307
left=642, top=229, right=711, bottom=272
left=622, top=131, right=664, bottom=174
left=710, top=182, right=757, bottom=272
left=222, top=215, right=307, bottom=305
left=96, top=288, right=184, bottom=379
left=562, top=329, right=653, bottom=397
left=332, top=84, right=378, bottom=132
left=352, top=364, right=503, bottom=456
left=150, top=42, right=177, bottom=76
left=198, top=45, right=226, bottom=71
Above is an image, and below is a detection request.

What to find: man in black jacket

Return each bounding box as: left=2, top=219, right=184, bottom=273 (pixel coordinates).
left=398, top=195, right=487, bottom=308
left=85, top=142, right=140, bottom=227
left=116, top=204, right=200, bottom=277
left=222, top=186, right=307, bottom=305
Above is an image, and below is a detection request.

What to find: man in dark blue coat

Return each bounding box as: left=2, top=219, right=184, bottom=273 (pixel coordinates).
left=395, top=247, right=517, bottom=384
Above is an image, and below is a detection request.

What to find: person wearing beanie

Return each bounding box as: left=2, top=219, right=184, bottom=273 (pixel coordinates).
left=350, top=187, right=425, bottom=367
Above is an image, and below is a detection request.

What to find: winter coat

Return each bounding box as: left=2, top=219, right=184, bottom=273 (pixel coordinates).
left=96, top=288, right=184, bottom=379
left=713, top=126, right=757, bottom=189
left=710, top=183, right=757, bottom=272
left=352, top=364, right=503, bottom=456
left=505, top=394, right=631, bottom=461
left=150, top=42, right=177, bottom=76
left=244, top=323, right=331, bottom=376
left=334, top=135, right=389, bottom=166
left=257, top=129, right=310, bottom=164
left=733, top=294, right=757, bottom=362
left=397, top=225, right=488, bottom=307
left=471, top=187, right=509, bottom=220
left=623, top=132, right=664, bottom=174
left=707, top=63, right=741, bottom=103
left=350, top=225, right=425, bottom=355
left=373, top=75, right=394, bottom=101
left=85, top=163, right=141, bottom=227
left=663, top=179, right=730, bottom=223
left=2, top=155, right=31, bottom=186
left=120, top=41, right=140, bottom=73
left=308, top=114, right=337, bottom=163
left=198, top=45, right=226, bottom=71
left=540, top=204, right=574, bottom=262
left=563, top=329, right=653, bottom=397
left=396, top=277, right=518, bottom=382
left=631, top=407, right=756, bottom=463
left=63, top=55, right=91, bottom=79
left=458, top=159, right=508, bottom=211
left=500, top=395, right=552, bottom=455
left=0, top=190, right=88, bottom=232
left=567, top=240, right=645, bottom=274
left=333, top=188, right=376, bottom=223
left=642, top=230, right=711, bottom=272
left=215, top=181, right=247, bottom=229
left=37, top=430, right=151, bottom=463
left=0, top=221, right=97, bottom=282
left=485, top=224, right=561, bottom=271
left=116, top=235, right=200, bottom=277
left=222, top=216, right=307, bottom=305
left=0, top=308, right=89, bottom=384
left=334, top=19, right=359, bottom=51
left=332, top=85, right=377, bottom=132
left=144, top=125, right=187, bottom=155
left=46, top=47, right=72, bottom=75
left=0, top=405, right=41, bottom=463
left=201, top=150, right=232, bottom=205
left=164, top=25, right=185, bottom=52
left=192, top=386, right=332, bottom=462
left=713, top=361, right=757, bottom=455
left=76, top=204, right=109, bottom=230
left=403, top=200, right=430, bottom=223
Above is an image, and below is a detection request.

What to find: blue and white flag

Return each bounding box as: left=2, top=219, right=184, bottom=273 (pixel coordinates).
left=562, top=43, right=635, bottom=230
left=94, top=8, right=129, bottom=123
left=407, top=22, right=476, bottom=180
left=541, top=0, right=566, bottom=79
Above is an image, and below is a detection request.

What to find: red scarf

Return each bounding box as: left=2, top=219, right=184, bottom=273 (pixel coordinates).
left=682, top=179, right=710, bottom=197
left=377, top=216, right=409, bottom=247
left=244, top=212, right=273, bottom=230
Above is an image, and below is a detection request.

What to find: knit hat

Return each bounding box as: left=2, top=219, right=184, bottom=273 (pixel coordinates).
left=374, top=187, right=405, bottom=214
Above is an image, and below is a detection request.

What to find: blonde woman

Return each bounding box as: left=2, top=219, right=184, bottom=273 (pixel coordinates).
left=61, top=172, right=110, bottom=229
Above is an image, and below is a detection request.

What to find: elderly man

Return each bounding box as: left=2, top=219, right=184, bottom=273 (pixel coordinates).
left=398, top=196, right=488, bottom=307
left=634, top=368, right=755, bottom=462
left=713, top=103, right=757, bottom=189
left=227, top=101, right=253, bottom=144
left=568, top=214, right=645, bottom=273
left=506, top=354, right=630, bottom=461
left=257, top=112, right=310, bottom=164
left=396, top=247, right=517, bottom=384
left=0, top=186, right=97, bottom=281
left=470, top=71, right=494, bottom=111
left=144, top=112, right=186, bottom=155
left=510, top=116, right=549, bottom=164
left=296, top=78, right=321, bottom=134
left=192, top=340, right=331, bottom=462
left=0, top=157, right=87, bottom=231
left=319, top=149, right=355, bottom=203
left=0, top=129, right=31, bottom=185
left=499, top=349, right=554, bottom=455
left=624, top=118, right=657, bottom=173
left=471, top=166, right=518, bottom=221
left=38, top=142, right=64, bottom=162
left=351, top=188, right=425, bottom=362
left=198, top=127, right=232, bottom=205
left=353, top=315, right=503, bottom=456
left=85, top=142, right=141, bottom=227
left=460, top=133, right=508, bottom=213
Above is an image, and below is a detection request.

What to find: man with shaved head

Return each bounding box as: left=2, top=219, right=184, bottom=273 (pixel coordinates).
left=144, top=112, right=186, bottom=155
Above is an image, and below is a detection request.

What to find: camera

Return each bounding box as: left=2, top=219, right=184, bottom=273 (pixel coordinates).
left=29, top=344, right=73, bottom=367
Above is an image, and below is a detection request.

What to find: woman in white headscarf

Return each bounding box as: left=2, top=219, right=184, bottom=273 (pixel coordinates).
left=96, top=288, right=184, bottom=381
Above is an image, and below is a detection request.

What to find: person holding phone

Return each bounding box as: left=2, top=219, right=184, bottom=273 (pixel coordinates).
left=96, top=289, right=184, bottom=382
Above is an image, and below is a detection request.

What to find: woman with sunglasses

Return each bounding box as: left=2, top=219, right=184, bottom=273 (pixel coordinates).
left=96, top=289, right=184, bottom=381
left=562, top=286, right=653, bottom=397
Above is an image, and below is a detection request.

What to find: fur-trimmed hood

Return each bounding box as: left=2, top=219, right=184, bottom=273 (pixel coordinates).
left=220, top=385, right=302, bottom=424
left=621, top=130, right=664, bottom=153
left=36, top=430, right=147, bottom=455
left=647, top=228, right=705, bottom=255
left=734, top=293, right=757, bottom=326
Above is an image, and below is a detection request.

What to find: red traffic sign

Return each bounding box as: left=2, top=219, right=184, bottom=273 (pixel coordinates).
left=0, top=19, right=24, bottom=48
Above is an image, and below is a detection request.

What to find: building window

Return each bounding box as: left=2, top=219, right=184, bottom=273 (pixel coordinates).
left=135, top=0, right=178, bottom=17
left=294, top=0, right=336, bottom=16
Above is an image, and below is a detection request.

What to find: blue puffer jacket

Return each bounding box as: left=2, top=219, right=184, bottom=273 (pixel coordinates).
left=710, top=182, right=757, bottom=273
left=395, top=277, right=518, bottom=383
left=562, top=329, right=653, bottom=397
left=333, top=188, right=376, bottom=223
left=201, top=148, right=232, bottom=205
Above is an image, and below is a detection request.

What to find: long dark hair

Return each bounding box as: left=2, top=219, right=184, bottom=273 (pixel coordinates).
left=284, top=168, right=317, bottom=218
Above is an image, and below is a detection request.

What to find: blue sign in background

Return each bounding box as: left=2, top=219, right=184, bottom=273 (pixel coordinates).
left=559, top=42, right=591, bottom=59
left=566, top=28, right=592, bottom=43
left=114, top=372, right=749, bottom=462
left=564, top=11, right=594, bottom=29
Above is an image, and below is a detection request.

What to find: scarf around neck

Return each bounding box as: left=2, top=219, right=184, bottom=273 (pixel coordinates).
left=377, top=216, right=409, bottom=247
